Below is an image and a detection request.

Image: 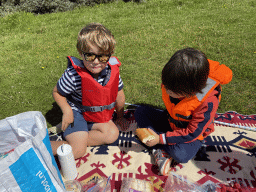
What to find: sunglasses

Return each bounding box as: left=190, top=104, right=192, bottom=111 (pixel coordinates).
left=83, top=52, right=111, bottom=63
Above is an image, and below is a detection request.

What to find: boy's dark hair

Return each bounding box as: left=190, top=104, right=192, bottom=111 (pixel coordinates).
left=162, top=48, right=209, bottom=97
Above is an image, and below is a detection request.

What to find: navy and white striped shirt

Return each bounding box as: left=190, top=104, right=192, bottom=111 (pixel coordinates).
left=57, top=63, right=123, bottom=112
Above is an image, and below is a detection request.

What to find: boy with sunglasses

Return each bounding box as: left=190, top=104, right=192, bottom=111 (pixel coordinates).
left=134, top=48, right=232, bottom=175
left=50, top=23, right=126, bottom=159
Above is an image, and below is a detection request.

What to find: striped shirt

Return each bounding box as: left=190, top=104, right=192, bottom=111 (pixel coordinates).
left=57, top=63, right=123, bottom=112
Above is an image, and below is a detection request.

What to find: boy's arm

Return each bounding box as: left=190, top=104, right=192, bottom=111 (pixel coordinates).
left=115, top=89, right=125, bottom=119
left=115, top=89, right=129, bottom=130
left=159, top=90, right=219, bottom=145
left=53, top=85, right=74, bottom=131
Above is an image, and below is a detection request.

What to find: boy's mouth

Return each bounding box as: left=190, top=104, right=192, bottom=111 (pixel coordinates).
left=92, top=66, right=100, bottom=69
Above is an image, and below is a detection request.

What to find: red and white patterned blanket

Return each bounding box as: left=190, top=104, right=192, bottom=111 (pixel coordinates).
left=54, top=110, right=256, bottom=191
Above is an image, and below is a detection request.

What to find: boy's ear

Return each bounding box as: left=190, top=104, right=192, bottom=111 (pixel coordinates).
left=79, top=52, right=84, bottom=59
left=77, top=49, right=83, bottom=57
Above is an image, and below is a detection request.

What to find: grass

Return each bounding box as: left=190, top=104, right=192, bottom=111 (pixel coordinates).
left=0, top=0, right=255, bottom=127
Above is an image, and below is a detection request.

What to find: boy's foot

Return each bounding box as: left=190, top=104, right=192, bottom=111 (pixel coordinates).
left=152, top=149, right=172, bottom=175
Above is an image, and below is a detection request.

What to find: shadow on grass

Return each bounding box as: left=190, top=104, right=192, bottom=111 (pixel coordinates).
left=45, top=102, right=62, bottom=126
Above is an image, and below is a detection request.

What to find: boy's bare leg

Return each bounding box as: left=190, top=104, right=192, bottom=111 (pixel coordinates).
left=87, top=120, right=119, bottom=146
left=50, top=131, right=88, bottom=159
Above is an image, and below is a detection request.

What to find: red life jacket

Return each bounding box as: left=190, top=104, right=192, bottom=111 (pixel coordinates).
left=162, top=59, right=233, bottom=140
left=68, top=56, right=121, bottom=123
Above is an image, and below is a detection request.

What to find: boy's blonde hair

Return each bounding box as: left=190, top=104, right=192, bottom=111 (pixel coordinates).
left=77, top=23, right=116, bottom=55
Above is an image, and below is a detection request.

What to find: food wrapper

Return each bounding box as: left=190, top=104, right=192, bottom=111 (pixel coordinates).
left=163, top=173, right=203, bottom=192
left=81, top=177, right=111, bottom=192
left=64, top=180, right=82, bottom=192
left=120, top=178, right=153, bottom=192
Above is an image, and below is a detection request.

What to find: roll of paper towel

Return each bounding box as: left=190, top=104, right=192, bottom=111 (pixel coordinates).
left=57, top=144, right=78, bottom=180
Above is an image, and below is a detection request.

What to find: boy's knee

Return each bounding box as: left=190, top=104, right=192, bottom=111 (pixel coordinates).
left=73, top=147, right=87, bottom=159
left=171, top=151, right=194, bottom=163
left=105, top=126, right=119, bottom=144
left=134, top=106, right=148, bottom=120
left=165, top=143, right=200, bottom=164
left=165, top=148, right=192, bottom=164
left=134, top=106, right=144, bottom=115
left=173, top=157, right=190, bottom=164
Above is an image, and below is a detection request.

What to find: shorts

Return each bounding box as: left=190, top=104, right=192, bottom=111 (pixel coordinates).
left=63, top=110, right=94, bottom=138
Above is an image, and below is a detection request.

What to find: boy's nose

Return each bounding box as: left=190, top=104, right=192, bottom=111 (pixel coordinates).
left=93, top=58, right=100, bottom=64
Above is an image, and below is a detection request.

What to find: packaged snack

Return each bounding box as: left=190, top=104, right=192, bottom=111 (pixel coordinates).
left=164, top=173, right=203, bottom=192
left=164, top=172, right=251, bottom=192
left=201, top=180, right=251, bottom=192
left=64, top=180, right=82, bottom=192
left=135, top=128, right=155, bottom=144
left=81, top=177, right=111, bottom=192
left=120, top=178, right=153, bottom=192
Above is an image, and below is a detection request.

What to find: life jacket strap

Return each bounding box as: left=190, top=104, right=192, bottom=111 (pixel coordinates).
left=68, top=96, right=116, bottom=112
left=80, top=101, right=116, bottom=112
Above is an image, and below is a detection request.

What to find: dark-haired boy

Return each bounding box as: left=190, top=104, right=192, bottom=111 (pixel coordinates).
left=134, top=48, right=233, bottom=175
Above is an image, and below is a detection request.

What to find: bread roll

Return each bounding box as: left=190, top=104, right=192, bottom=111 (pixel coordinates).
left=135, top=128, right=155, bottom=144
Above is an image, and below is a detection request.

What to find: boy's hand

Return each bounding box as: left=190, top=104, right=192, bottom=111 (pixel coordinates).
left=145, top=129, right=160, bottom=147
left=61, top=108, right=74, bottom=131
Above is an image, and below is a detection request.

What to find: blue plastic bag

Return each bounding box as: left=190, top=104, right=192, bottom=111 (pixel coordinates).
left=0, top=111, right=65, bottom=192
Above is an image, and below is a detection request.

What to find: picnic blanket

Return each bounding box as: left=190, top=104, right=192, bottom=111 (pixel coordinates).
left=50, top=110, right=256, bottom=191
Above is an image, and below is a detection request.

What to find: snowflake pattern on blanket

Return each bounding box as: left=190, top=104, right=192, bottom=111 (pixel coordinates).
left=50, top=109, right=256, bottom=191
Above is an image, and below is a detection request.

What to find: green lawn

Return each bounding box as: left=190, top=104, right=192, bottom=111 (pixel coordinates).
left=0, top=0, right=255, bottom=126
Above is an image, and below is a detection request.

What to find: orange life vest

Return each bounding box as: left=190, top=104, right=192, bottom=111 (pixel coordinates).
left=162, top=59, right=232, bottom=139
left=68, top=56, right=121, bottom=123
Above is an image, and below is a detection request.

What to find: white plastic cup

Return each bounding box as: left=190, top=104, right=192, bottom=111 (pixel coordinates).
left=57, top=144, right=78, bottom=180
